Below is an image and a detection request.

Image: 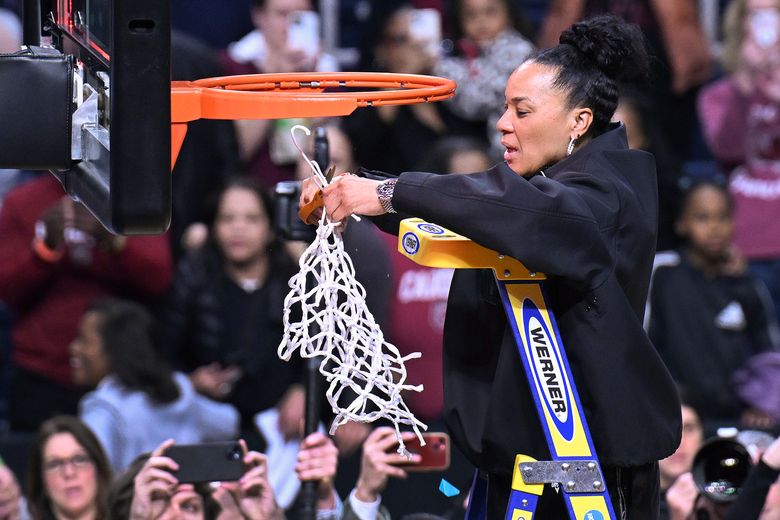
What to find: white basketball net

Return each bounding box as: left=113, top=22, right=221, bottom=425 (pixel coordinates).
left=277, top=126, right=426, bottom=455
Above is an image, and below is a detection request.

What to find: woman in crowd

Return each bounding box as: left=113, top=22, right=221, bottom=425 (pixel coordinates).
left=343, top=3, right=485, bottom=174
left=162, top=178, right=303, bottom=447
left=302, top=15, right=681, bottom=518
left=71, top=299, right=239, bottom=472
left=433, top=0, right=535, bottom=159
left=25, top=415, right=112, bottom=520
left=647, top=180, right=780, bottom=433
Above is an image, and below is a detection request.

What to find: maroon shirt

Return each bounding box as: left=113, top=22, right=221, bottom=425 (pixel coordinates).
left=698, top=77, right=780, bottom=259
left=382, top=233, right=452, bottom=421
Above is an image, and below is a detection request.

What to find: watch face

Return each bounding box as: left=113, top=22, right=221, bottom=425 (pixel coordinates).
left=378, top=180, right=394, bottom=198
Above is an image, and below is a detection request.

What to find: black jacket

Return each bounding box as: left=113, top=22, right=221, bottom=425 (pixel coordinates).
left=161, top=246, right=302, bottom=425
left=377, top=124, right=681, bottom=474
left=648, top=251, right=780, bottom=427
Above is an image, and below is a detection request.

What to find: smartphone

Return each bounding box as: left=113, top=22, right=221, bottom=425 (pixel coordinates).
left=395, top=432, right=450, bottom=472
left=288, top=10, right=320, bottom=59
left=408, top=8, right=442, bottom=58
left=164, top=442, right=244, bottom=483
left=749, top=8, right=780, bottom=48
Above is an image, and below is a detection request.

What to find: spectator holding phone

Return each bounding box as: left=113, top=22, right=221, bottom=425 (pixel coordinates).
left=111, top=433, right=339, bottom=520
left=71, top=299, right=239, bottom=473
left=221, top=0, right=339, bottom=190
left=25, top=415, right=113, bottom=520
left=109, top=441, right=224, bottom=520
left=343, top=4, right=486, bottom=174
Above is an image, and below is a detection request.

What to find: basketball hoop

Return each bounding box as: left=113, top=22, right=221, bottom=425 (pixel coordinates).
left=170, top=72, right=456, bottom=167
left=169, top=72, right=456, bottom=455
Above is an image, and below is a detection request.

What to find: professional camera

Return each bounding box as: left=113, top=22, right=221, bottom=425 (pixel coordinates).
left=692, top=437, right=753, bottom=503
left=273, top=126, right=327, bottom=243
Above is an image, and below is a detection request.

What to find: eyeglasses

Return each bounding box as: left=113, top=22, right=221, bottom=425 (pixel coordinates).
left=43, top=453, right=94, bottom=474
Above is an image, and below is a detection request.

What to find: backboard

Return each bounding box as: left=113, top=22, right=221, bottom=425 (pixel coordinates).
left=48, top=0, right=171, bottom=233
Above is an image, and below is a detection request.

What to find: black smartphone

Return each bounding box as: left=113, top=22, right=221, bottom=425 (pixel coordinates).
left=164, top=441, right=244, bottom=483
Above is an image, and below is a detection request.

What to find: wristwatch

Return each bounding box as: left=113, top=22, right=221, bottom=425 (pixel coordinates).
left=376, top=178, right=398, bottom=214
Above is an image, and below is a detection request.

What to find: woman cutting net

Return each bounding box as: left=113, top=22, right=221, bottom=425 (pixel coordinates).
left=299, top=15, right=681, bottom=519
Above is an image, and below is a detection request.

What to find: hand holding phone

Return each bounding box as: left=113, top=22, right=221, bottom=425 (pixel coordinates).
left=355, top=428, right=420, bottom=503
left=749, top=8, right=780, bottom=49
left=393, top=432, right=450, bottom=472
left=287, top=11, right=320, bottom=60
left=408, top=9, right=442, bottom=59
left=164, top=441, right=245, bottom=483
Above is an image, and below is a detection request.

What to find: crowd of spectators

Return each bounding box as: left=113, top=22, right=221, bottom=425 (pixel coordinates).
left=2, top=0, right=780, bottom=518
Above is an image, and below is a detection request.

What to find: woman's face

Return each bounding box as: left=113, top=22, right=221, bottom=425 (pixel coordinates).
left=460, top=0, right=510, bottom=47
left=252, top=0, right=312, bottom=50
left=214, top=187, right=273, bottom=265
left=42, top=433, right=98, bottom=520
left=69, top=312, right=110, bottom=387
left=497, top=61, right=587, bottom=176
left=676, top=185, right=733, bottom=260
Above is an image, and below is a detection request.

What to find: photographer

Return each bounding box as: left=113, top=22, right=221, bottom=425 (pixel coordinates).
left=665, top=434, right=780, bottom=519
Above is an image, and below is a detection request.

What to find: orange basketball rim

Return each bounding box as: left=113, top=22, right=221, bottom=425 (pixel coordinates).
left=170, top=72, right=457, bottom=169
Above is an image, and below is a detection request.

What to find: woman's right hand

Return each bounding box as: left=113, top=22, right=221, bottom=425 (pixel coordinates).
left=664, top=472, right=698, bottom=520
left=130, top=440, right=179, bottom=520
left=354, top=428, right=420, bottom=503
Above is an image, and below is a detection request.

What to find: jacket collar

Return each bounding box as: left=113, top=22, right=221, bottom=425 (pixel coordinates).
left=541, top=122, right=628, bottom=177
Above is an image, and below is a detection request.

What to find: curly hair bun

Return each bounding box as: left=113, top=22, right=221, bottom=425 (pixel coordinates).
left=559, top=14, right=650, bottom=83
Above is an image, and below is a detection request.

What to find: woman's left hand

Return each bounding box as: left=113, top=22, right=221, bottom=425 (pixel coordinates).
left=320, top=174, right=384, bottom=223
left=295, top=432, right=339, bottom=510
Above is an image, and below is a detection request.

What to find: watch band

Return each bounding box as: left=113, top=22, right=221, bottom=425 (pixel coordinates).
left=377, top=178, right=398, bottom=214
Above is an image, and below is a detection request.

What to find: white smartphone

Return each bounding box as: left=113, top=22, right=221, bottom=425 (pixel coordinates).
left=749, top=8, right=780, bottom=48
left=288, top=10, right=320, bottom=59
left=408, top=8, right=442, bottom=58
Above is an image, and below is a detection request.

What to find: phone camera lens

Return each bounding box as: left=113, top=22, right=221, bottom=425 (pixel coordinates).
left=228, top=448, right=241, bottom=461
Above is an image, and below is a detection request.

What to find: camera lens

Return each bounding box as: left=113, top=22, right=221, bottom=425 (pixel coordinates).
left=228, top=447, right=241, bottom=461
